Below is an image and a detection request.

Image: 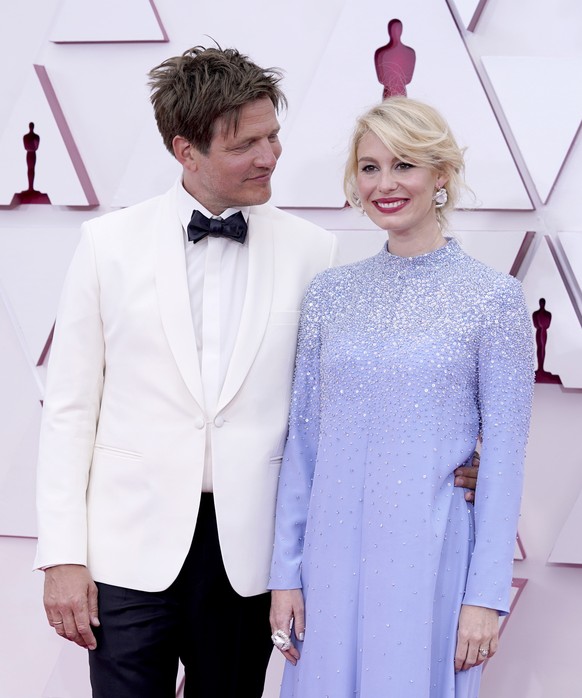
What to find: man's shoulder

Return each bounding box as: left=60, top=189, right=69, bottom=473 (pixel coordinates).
left=85, top=191, right=169, bottom=232
left=250, top=203, right=333, bottom=240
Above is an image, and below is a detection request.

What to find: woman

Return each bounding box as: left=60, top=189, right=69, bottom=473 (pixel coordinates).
left=268, top=97, right=533, bottom=697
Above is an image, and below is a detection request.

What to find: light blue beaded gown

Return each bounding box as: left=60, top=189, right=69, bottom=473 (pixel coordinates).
left=269, top=239, right=533, bottom=697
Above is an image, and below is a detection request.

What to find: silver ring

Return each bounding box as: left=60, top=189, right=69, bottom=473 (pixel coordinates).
left=52, top=620, right=64, bottom=626
left=271, top=629, right=291, bottom=651
left=479, top=648, right=489, bottom=657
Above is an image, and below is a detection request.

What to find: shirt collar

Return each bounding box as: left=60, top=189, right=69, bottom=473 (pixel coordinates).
left=176, top=178, right=250, bottom=236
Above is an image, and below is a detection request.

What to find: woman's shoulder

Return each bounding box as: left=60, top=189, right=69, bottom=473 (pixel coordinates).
left=312, top=254, right=375, bottom=286
left=455, top=246, right=524, bottom=299
left=302, top=256, right=374, bottom=311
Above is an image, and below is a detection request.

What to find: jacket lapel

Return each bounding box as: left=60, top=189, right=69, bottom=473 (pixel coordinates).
left=154, top=188, right=205, bottom=409
left=217, top=210, right=274, bottom=412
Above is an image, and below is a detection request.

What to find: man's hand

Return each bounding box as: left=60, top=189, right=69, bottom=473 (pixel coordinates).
left=43, top=564, right=100, bottom=650
left=454, top=451, right=480, bottom=502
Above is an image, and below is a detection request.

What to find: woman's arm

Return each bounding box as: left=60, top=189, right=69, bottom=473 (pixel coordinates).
left=268, top=278, right=326, bottom=660
left=464, top=276, right=534, bottom=613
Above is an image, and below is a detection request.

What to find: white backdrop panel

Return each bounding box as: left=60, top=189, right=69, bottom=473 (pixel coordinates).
left=481, top=56, right=582, bottom=203
left=452, top=0, right=487, bottom=30
left=0, top=67, right=90, bottom=206
left=548, top=487, right=582, bottom=565
left=49, top=0, right=166, bottom=43
left=0, top=221, right=80, bottom=361
left=559, top=231, right=582, bottom=295
left=0, top=288, right=42, bottom=537
left=271, top=0, right=532, bottom=209
left=522, top=237, right=582, bottom=388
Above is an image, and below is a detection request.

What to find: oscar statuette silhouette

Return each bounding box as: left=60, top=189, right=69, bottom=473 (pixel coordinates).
left=532, top=298, right=561, bottom=384
left=11, top=122, right=51, bottom=204
left=374, top=19, right=416, bottom=99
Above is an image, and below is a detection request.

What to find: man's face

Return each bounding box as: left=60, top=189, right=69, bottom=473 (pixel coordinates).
left=184, top=97, right=282, bottom=215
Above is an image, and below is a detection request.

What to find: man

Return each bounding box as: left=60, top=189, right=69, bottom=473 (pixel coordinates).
left=35, top=46, right=478, bottom=697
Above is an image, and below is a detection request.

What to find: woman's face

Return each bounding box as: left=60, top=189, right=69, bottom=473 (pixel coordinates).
left=355, top=131, right=443, bottom=237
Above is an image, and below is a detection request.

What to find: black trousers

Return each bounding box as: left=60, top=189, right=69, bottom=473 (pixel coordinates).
left=88, top=494, right=274, bottom=697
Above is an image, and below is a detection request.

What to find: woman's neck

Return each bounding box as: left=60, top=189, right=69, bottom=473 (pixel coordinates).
left=387, top=228, right=447, bottom=257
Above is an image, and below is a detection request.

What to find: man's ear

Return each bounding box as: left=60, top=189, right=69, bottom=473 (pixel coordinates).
left=173, top=136, right=198, bottom=171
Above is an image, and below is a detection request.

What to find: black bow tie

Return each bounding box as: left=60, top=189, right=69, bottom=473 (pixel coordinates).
left=187, top=210, right=248, bottom=244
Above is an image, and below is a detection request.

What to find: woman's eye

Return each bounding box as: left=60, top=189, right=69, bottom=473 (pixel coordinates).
left=361, top=164, right=377, bottom=173
left=395, top=162, right=414, bottom=170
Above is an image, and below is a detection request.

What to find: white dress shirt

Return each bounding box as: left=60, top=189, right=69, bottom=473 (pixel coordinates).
left=176, top=181, right=249, bottom=491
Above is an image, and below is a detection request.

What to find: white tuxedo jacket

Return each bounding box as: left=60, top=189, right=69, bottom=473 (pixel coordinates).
left=34, top=185, right=337, bottom=596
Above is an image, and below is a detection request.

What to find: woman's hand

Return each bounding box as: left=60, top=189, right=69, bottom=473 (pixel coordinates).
left=270, top=589, right=305, bottom=665
left=454, top=604, right=499, bottom=672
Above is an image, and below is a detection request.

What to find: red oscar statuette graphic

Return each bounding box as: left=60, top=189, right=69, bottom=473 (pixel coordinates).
left=374, top=19, right=416, bottom=99
left=532, top=298, right=561, bottom=384
left=11, top=122, right=51, bottom=205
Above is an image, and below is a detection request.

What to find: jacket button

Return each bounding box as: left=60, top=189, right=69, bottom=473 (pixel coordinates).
left=195, top=418, right=205, bottom=429
left=214, top=415, right=225, bottom=427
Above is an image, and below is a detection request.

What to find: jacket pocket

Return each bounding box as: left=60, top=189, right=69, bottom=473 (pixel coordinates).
left=94, top=444, right=142, bottom=461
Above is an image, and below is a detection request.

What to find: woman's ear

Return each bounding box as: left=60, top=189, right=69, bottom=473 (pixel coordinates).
left=435, top=174, right=448, bottom=189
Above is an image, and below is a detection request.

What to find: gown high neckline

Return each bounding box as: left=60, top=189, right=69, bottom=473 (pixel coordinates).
left=378, top=236, right=461, bottom=270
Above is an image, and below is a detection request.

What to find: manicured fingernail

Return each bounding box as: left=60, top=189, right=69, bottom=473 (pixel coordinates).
left=298, top=632, right=304, bottom=641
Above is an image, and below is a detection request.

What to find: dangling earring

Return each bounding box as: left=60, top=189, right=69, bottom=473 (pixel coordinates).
left=353, top=194, right=362, bottom=208
left=432, top=187, right=448, bottom=208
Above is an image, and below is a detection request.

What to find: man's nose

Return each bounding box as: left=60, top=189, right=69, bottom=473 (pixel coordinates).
left=254, top=140, right=279, bottom=168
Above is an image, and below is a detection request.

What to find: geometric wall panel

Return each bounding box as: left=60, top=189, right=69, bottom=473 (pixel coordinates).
left=451, top=0, right=489, bottom=31
left=34, top=65, right=99, bottom=206
left=453, top=230, right=528, bottom=275
left=498, top=577, right=527, bottom=638
left=521, top=236, right=582, bottom=388
left=0, top=538, right=59, bottom=696
left=558, top=232, right=582, bottom=303
left=49, top=0, right=168, bottom=43
left=482, top=56, right=582, bottom=204
left=0, top=224, right=80, bottom=362
left=548, top=487, right=582, bottom=565
left=271, top=0, right=533, bottom=209
left=0, top=405, right=40, bottom=538
left=0, top=288, right=42, bottom=537
left=112, top=113, right=181, bottom=207
left=514, top=533, right=526, bottom=562
left=41, top=642, right=91, bottom=698
left=0, top=66, right=96, bottom=206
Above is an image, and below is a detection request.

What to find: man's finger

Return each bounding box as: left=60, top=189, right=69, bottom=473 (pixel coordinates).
left=87, top=582, right=100, bottom=627
left=72, top=601, right=98, bottom=649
